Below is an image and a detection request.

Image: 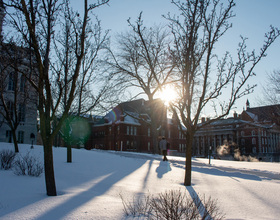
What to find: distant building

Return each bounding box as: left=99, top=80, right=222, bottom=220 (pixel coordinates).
left=85, top=99, right=280, bottom=161
left=194, top=101, right=280, bottom=162
left=0, top=1, right=38, bottom=145
left=85, top=99, right=186, bottom=154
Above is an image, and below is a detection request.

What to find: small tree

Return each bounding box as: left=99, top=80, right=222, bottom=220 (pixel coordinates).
left=52, top=2, right=110, bottom=162
left=166, top=0, right=280, bottom=186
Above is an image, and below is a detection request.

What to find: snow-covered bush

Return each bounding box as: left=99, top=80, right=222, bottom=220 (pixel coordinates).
left=121, top=190, right=225, bottom=220
left=13, top=152, right=44, bottom=177
left=0, top=149, right=16, bottom=170
left=120, top=193, right=152, bottom=217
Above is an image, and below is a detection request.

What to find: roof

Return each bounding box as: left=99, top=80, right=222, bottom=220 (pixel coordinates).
left=245, top=104, right=280, bottom=124
left=246, top=111, right=258, bottom=121
left=95, top=98, right=167, bottom=125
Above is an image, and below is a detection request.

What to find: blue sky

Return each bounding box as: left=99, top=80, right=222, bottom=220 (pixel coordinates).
left=72, top=0, right=280, bottom=114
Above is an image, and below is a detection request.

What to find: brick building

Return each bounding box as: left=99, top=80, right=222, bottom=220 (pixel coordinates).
left=194, top=101, right=280, bottom=161
left=86, top=99, right=186, bottom=153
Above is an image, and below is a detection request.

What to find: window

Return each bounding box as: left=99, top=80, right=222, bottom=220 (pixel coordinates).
left=241, top=139, right=245, bottom=145
left=134, top=127, right=137, bottom=136
left=18, top=131, right=24, bottom=143
left=252, top=138, right=256, bottom=145
left=7, top=101, right=14, bottom=119
left=117, top=126, right=120, bottom=134
left=18, top=103, right=25, bottom=122
left=127, top=126, right=130, bottom=135
left=148, top=128, right=151, bottom=137
left=130, top=126, right=133, bottom=135
left=20, top=75, right=26, bottom=92
left=6, top=130, right=12, bottom=143
left=8, top=72, right=15, bottom=91
left=252, top=147, right=257, bottom=154
left=180, top=131, right=185, bottom=139
left=251, top=130, right=255, bottom=136
left=241, top=131, right=245, bottom=137
left=148, top=142, right=150, bottom=151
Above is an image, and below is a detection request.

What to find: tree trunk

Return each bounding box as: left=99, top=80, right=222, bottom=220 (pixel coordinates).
left=43, top=140, right=57, bottom=196
left=184, top=133, right=194, bottom=186
left=67, top=145, right=72, bottom=163
left=11, top=129, right=19, bottom=153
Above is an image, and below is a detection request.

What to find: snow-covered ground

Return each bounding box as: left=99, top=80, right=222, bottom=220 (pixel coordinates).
left=0, top=143, right=280, bottom=220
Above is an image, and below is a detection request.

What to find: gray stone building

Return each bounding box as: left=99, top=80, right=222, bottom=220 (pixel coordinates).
left=0, top=1, right=37, bottom=145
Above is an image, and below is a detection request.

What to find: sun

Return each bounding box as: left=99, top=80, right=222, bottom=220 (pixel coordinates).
left=159, top=85, right=178, bottom=105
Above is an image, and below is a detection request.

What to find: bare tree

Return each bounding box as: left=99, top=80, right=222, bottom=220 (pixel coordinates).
left=6, top=0, right=110, bottom=196
left=51, top=2, right=110, bottom=163
left=0, top=42, right=37, bottom=153
left=260, top=69, right=280, bottom=105
left=108, top=12, right=175, bottom=153
left=166, top=0, right=280, bottom=186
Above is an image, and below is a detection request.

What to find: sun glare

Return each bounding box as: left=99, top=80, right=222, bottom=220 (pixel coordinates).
left=159, top=86, right=178, bottom=105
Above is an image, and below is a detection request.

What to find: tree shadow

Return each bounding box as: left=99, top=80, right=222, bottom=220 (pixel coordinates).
left=142, top=159, right=154, bottom=189
left=192, top=162, right=264, bottom=181
left=171, top=159, right=266, bottom=181
left=0, top=148, right=147, bottom=220
left=186, top=186, right=211, bottom=219
left=156, top=161, right=172, bottom=178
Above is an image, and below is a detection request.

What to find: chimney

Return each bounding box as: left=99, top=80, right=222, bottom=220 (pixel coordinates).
left=201, top=117, right=205, bottom=123
left=233, top=112, right=238, bottom=118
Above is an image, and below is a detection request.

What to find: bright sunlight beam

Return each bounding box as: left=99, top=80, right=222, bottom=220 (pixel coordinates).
left=159, top=85, right=178, bottom=106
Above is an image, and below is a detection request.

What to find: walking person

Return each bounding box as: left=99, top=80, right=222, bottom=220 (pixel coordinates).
left=159, top=136, right=168, bottom=161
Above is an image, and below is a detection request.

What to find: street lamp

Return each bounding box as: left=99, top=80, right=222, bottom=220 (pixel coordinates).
left=209, top=146, right=212, bottom=165
left=30, top=133, right=35, bottom=149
